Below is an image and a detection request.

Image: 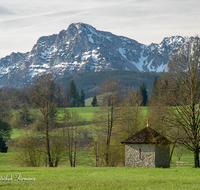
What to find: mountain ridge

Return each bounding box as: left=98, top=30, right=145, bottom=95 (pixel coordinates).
left=0, top=22, right=186, bottom=88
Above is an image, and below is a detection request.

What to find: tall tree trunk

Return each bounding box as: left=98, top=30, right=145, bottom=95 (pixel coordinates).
left=105, top=145, right=109, bottom=166
left=95, top=141, right=99, bottom=167
left=73, top=142, right=76, bottom=167
left=46, top=125, right=53, bottom=167
left=68, top=129, right=73, bottom=167
left=169, top=140, right=177, bottom=162
left=194, top=145, right=199, bottom=168
left=106, top=105, right=110, bottom=166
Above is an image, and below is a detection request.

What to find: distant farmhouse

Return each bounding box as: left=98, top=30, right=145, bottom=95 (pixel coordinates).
left=121, top=127, right=171, bottom=168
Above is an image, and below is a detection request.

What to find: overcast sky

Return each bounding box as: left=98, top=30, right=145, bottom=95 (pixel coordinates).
left=0, top=0, right=200, bottom=58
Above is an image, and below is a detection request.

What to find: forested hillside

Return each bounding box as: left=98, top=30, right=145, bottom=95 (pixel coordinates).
left=58, top=70, right=161, bottom=98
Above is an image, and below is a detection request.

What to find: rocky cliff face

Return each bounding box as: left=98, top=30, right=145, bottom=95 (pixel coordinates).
left=0, top=22, right=186, bottom=88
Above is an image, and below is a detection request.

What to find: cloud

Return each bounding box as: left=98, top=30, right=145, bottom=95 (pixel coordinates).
left=7, top=10, right=92, bottom=34
left=0, top=0, right=200, bottom=58
left=0, top=6, right=13, bottom=15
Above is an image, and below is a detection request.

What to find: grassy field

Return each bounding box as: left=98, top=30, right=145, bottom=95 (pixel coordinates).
left=0, top=159, right=199, bottom=190
left=64, top=106, right=148, bottom=121
left=12, top=105, right=147, bottom=124
left=66, top=107, right=100, bottom=121
left=85, top=97, right=93, bottom=107
left=10, top=130, right=23, bottom=139
left=11, top=106, right=146, bottom=139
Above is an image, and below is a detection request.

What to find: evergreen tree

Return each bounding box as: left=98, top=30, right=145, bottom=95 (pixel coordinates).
left=138, top=83, right=148, bottom=106
left=69, top=80, right=77, bottom=107
left=0, top=137, right=8, bottom=153
left=0, top=119, right=11, bottom=153
left=153, top=76, right=158, bottom=91
left=152, top=76, right=159, bottom=100
left=80, top=89, right=85, bottom=107
left=63, top=85, right=71, bottom=107
left=76, top=90, right=80, bottom=107
left=91, top=95, right=97, bottom=107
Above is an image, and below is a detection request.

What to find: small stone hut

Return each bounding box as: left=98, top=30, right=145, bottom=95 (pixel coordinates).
left=121, top=127, right=171, bottom=168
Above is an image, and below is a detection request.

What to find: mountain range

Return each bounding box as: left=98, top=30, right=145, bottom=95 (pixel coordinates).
left=0, top=22, right=187, bottom=88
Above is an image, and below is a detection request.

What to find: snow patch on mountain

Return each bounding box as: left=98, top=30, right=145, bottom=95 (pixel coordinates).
left=156, top=63, right=168, bottom=72
left=135, top=52, right=147, bottom=71
left=88, top=35, right=94, bottom=43
left=118, top=48, right=127, bottom=59
left=82, top=51, right=91, bottom=61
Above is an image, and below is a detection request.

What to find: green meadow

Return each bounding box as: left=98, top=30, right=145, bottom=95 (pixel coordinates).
left=0, top=157, right=199, bottom=190
left=10, top=130, right=23, bottom=139
left=85, top=97, right=94, bottom=107
left=0, top=145, right=196, bottom=190
left=58, top=106, right=148, bottom=121
left=63, top=107, right=100, bottom=121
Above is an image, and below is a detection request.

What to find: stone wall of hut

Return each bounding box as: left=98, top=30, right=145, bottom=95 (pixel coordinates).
left=155, top=145, right=170, bottom=168
left=125, top=144, right=156, bottom=168
left=125, top=144, right=170, bottom=168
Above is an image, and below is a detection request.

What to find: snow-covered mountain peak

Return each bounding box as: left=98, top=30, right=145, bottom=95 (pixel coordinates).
left=161, top=36, right=185, bottom=47
left=0, top=22, right=190, bottom=88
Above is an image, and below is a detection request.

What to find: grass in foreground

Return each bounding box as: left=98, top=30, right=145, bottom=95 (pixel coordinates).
left=0, top=146, right=198, bottom=189
left=0, top=166, right=200, bottom=190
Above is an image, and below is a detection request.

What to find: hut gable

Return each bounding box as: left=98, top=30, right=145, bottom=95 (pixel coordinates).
left=121, top=127, right=170, bottom=144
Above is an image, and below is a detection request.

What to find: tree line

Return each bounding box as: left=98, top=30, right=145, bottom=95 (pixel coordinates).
left=91, top=82, right=148, bottom=107
left=58, top=70, right=160, bottom=99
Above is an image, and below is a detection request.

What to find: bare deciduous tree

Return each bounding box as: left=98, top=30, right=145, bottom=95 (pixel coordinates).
left=7, top=132, right=45, bottom=167
left=150, top=36, right=200, bottom=167
left=92, top=78, right=123, bottom=166
left=92, top=86, right=143, bottom=166
left=110, top=88, right=143, bottom=166
left=62, top=109, right=85, bottom=167
left=25, top=74, right=61, bottom=167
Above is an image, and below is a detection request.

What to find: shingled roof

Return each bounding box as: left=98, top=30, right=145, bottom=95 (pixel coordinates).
left=121, top=127, right=171, bottom=144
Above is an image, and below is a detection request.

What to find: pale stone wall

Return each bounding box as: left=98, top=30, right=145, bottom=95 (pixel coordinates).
left=155, top=145, right=170, bottom=168
left=125, top=143, right=170, bottom=168
left=125, top=144, right=156, bottom=168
